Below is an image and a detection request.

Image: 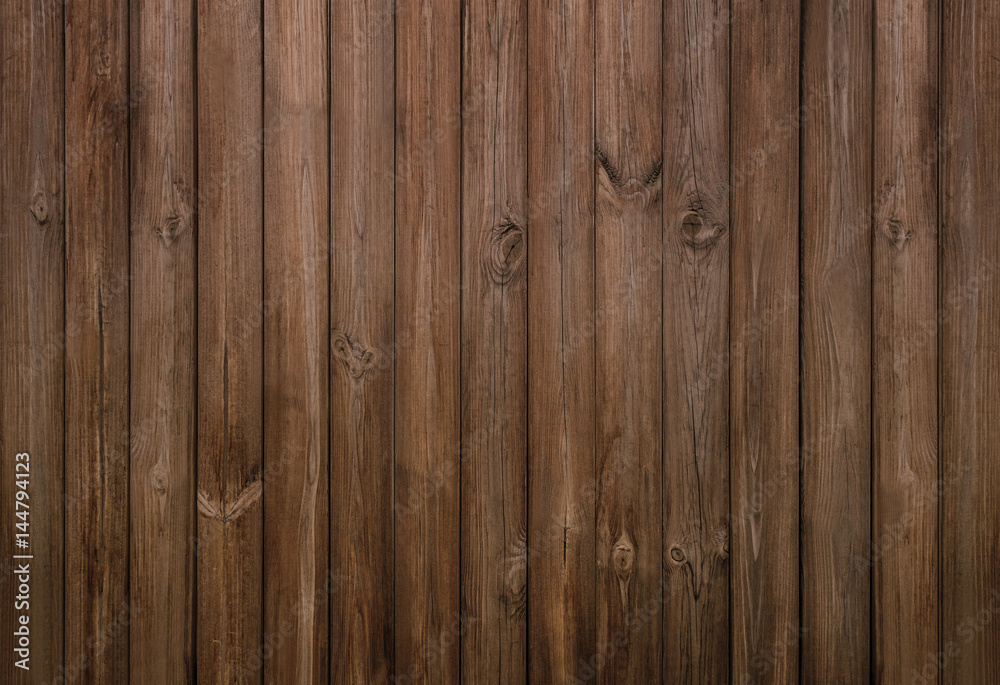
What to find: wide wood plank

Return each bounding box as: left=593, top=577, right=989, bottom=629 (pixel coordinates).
left=800, top=0, right=872, bottom=681
left=461, top=0, right=528, bottom=681
left=64, top=0, right=129, bottom=680
left=729, top=0, right=800, bottom=681
left=0, top=0, right=64, bottom=681
left=594, top=0, right=663, bottom=681
left=330, top=0, right=395, bottom=681
left=940, top=0, right=1000, bottom=681
left=129, top=0, right=197, bottom=678
left=394, top=0, right=462, bottom=681
left=872, top=0, right=939, bottom=680
left=196, top=0, right=264, bottom=680
left=661, top=0, right=730, bottom=681
left=262, top=0, right=330, bottom=678
left=526, top=0, right=597, bottom=682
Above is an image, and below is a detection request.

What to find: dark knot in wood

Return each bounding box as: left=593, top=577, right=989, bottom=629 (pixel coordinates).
left=30, top=192, right=49, bottom=225
left=332, top=331, right=377, bottom=379
left=883, top=219, right=913, bottom=251
left=155, top=215, right=184, bottom=247
left=680, top=211, right=725, bottom=248
left=483, top=219, right=525, bottom=285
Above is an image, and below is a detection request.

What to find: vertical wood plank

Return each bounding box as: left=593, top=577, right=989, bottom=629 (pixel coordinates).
left=394, top=0, right=461, bottom=681
left=262, top=0, right=330, bottom=678
left=461, top=0, right=528, bottom=681
left=872, top=0, right=939, bottom=681
left=940, top=0, right=1000, bottom=681
left=196, top=0, right=264, bottom=680
left=730, top=0, right=800, bottom=680
left=661, top=0, right=730, bottom=680
left=0, top=0, right=64, bottom=681
left=64, top=0, right=130, bottom=679
left=800, top=0, right=871, bottom=681
left=526, top=0, right=597, bottom=681
left=594, top=0, right=663, bottom=681
left=330, top=0, right=395, bottom=680
left=129, top=0, right=196, bottom=677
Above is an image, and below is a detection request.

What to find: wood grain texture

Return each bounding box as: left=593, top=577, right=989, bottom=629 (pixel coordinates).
left=800, top=0, right=872, bottom=681
left=394, top=0, right=462, bottom=685
left=0, top=0, right=64, bottom=681
left=64, top=0, right=130, bottom=679
left=661, top=0, right=730, bottom=681
left=196, top=0, right=264, bottom=680
left=594, top=1, right=663, bottom=681
left=460, top=0, right=528, bottom=681
left=940, top=0, right=1000, bottom=681
left=262, top=0, right=330, bottom=679
left=730, top=0, right=800, bottom=681
left=394, top=0, right=461, bottom=682
left=129, top=0, right=196, bottom=678
left=872, top=0, right=939, bottom=681
left=526, top=0, right=597, bottom=682
left=330, top=0, right=395, bottom=681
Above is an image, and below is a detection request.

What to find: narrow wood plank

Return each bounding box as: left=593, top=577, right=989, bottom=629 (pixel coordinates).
left=64, top=0, right=130, bottom=679
left=394, top=0, right=461, bottom=681
left=940, top=0, right=1000, bottom=681
left=196, top=0, right=264, bottom=680
left=730, top=0, right=800, bottom=680
left=661, top=0, right=730, bottom=680
left=262, top=0, right=330, bottom=678
left=594, top=1, right=663, bottom=681
left=800, top=0, right=872, bottom=681
left=461, top=0, right=528, bottom=681
left=129, top=0, right=197, bottom=677
left=330, top=0, right=395, bottom=680
left=0, top=0, right=64, bottom=681
left=526, top=0, right=597, bottom=681
left=872, top=0, right=939, bottom=680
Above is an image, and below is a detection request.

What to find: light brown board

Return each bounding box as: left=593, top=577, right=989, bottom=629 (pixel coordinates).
left=129, top=0, right=196, bottom=678
left=393, top=0, right=462, bottom=682
left=262, top=0, right=330, bottom=680
left=330, top=0, right=395, bottom=680
left=872, top=0, right=939, bottom=680
left=730, top=0, right=800, bottom=681
left=800, top=0, right=872, bottom=681
left=526, top=0, right=598, bottom=682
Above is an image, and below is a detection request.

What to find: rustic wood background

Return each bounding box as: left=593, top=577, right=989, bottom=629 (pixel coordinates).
left=1, top=0, right=998, bottom=682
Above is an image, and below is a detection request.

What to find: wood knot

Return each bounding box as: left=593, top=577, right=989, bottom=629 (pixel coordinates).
left=679, top=211, right=727, bottom=248
left=595, top=147, right=662, bottom=205
left=483, top=219, right=525, bottom=285
left=332, top=331, right=377, bottom=379
left=29, top=192, right=49, bottom=225
left=503, top=532, right=528, bottom=621
left=149, top=464, right=169, bottom=495
left=155, top=215, right=185, bottom=247
left=669, top=545, right=686, bottom=564
left=882, top=219, right=912, bottom=251
left=715, top=526, right=730, bottom=559
left=612, top=536, right=635, bottom=580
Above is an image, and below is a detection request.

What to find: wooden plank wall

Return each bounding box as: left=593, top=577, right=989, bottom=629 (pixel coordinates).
left=3, top=0, right=1000, bottom=683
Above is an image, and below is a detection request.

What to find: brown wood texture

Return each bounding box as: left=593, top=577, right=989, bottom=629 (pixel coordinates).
left=800, top=0, right=872, bottom=681
left=196, top=0, right=264, bottom=680
left=129, top=0, right=196, bottom=678
left=263, top=0, right=330, bottom=679
left=330, top=0, right=395, bottom=682
left=940, top=0, right=1000, bottom=682
left=8, top=0, right=1000, bottom=682
left=662, top=0, right=730, bottom=681
left=730, top=0, right=800, bottom=682
left=64, top=0, right=130, bottom=680
left=460, top=0, right=528, bottom=681
left=873, top=0, right=939, bottom=681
